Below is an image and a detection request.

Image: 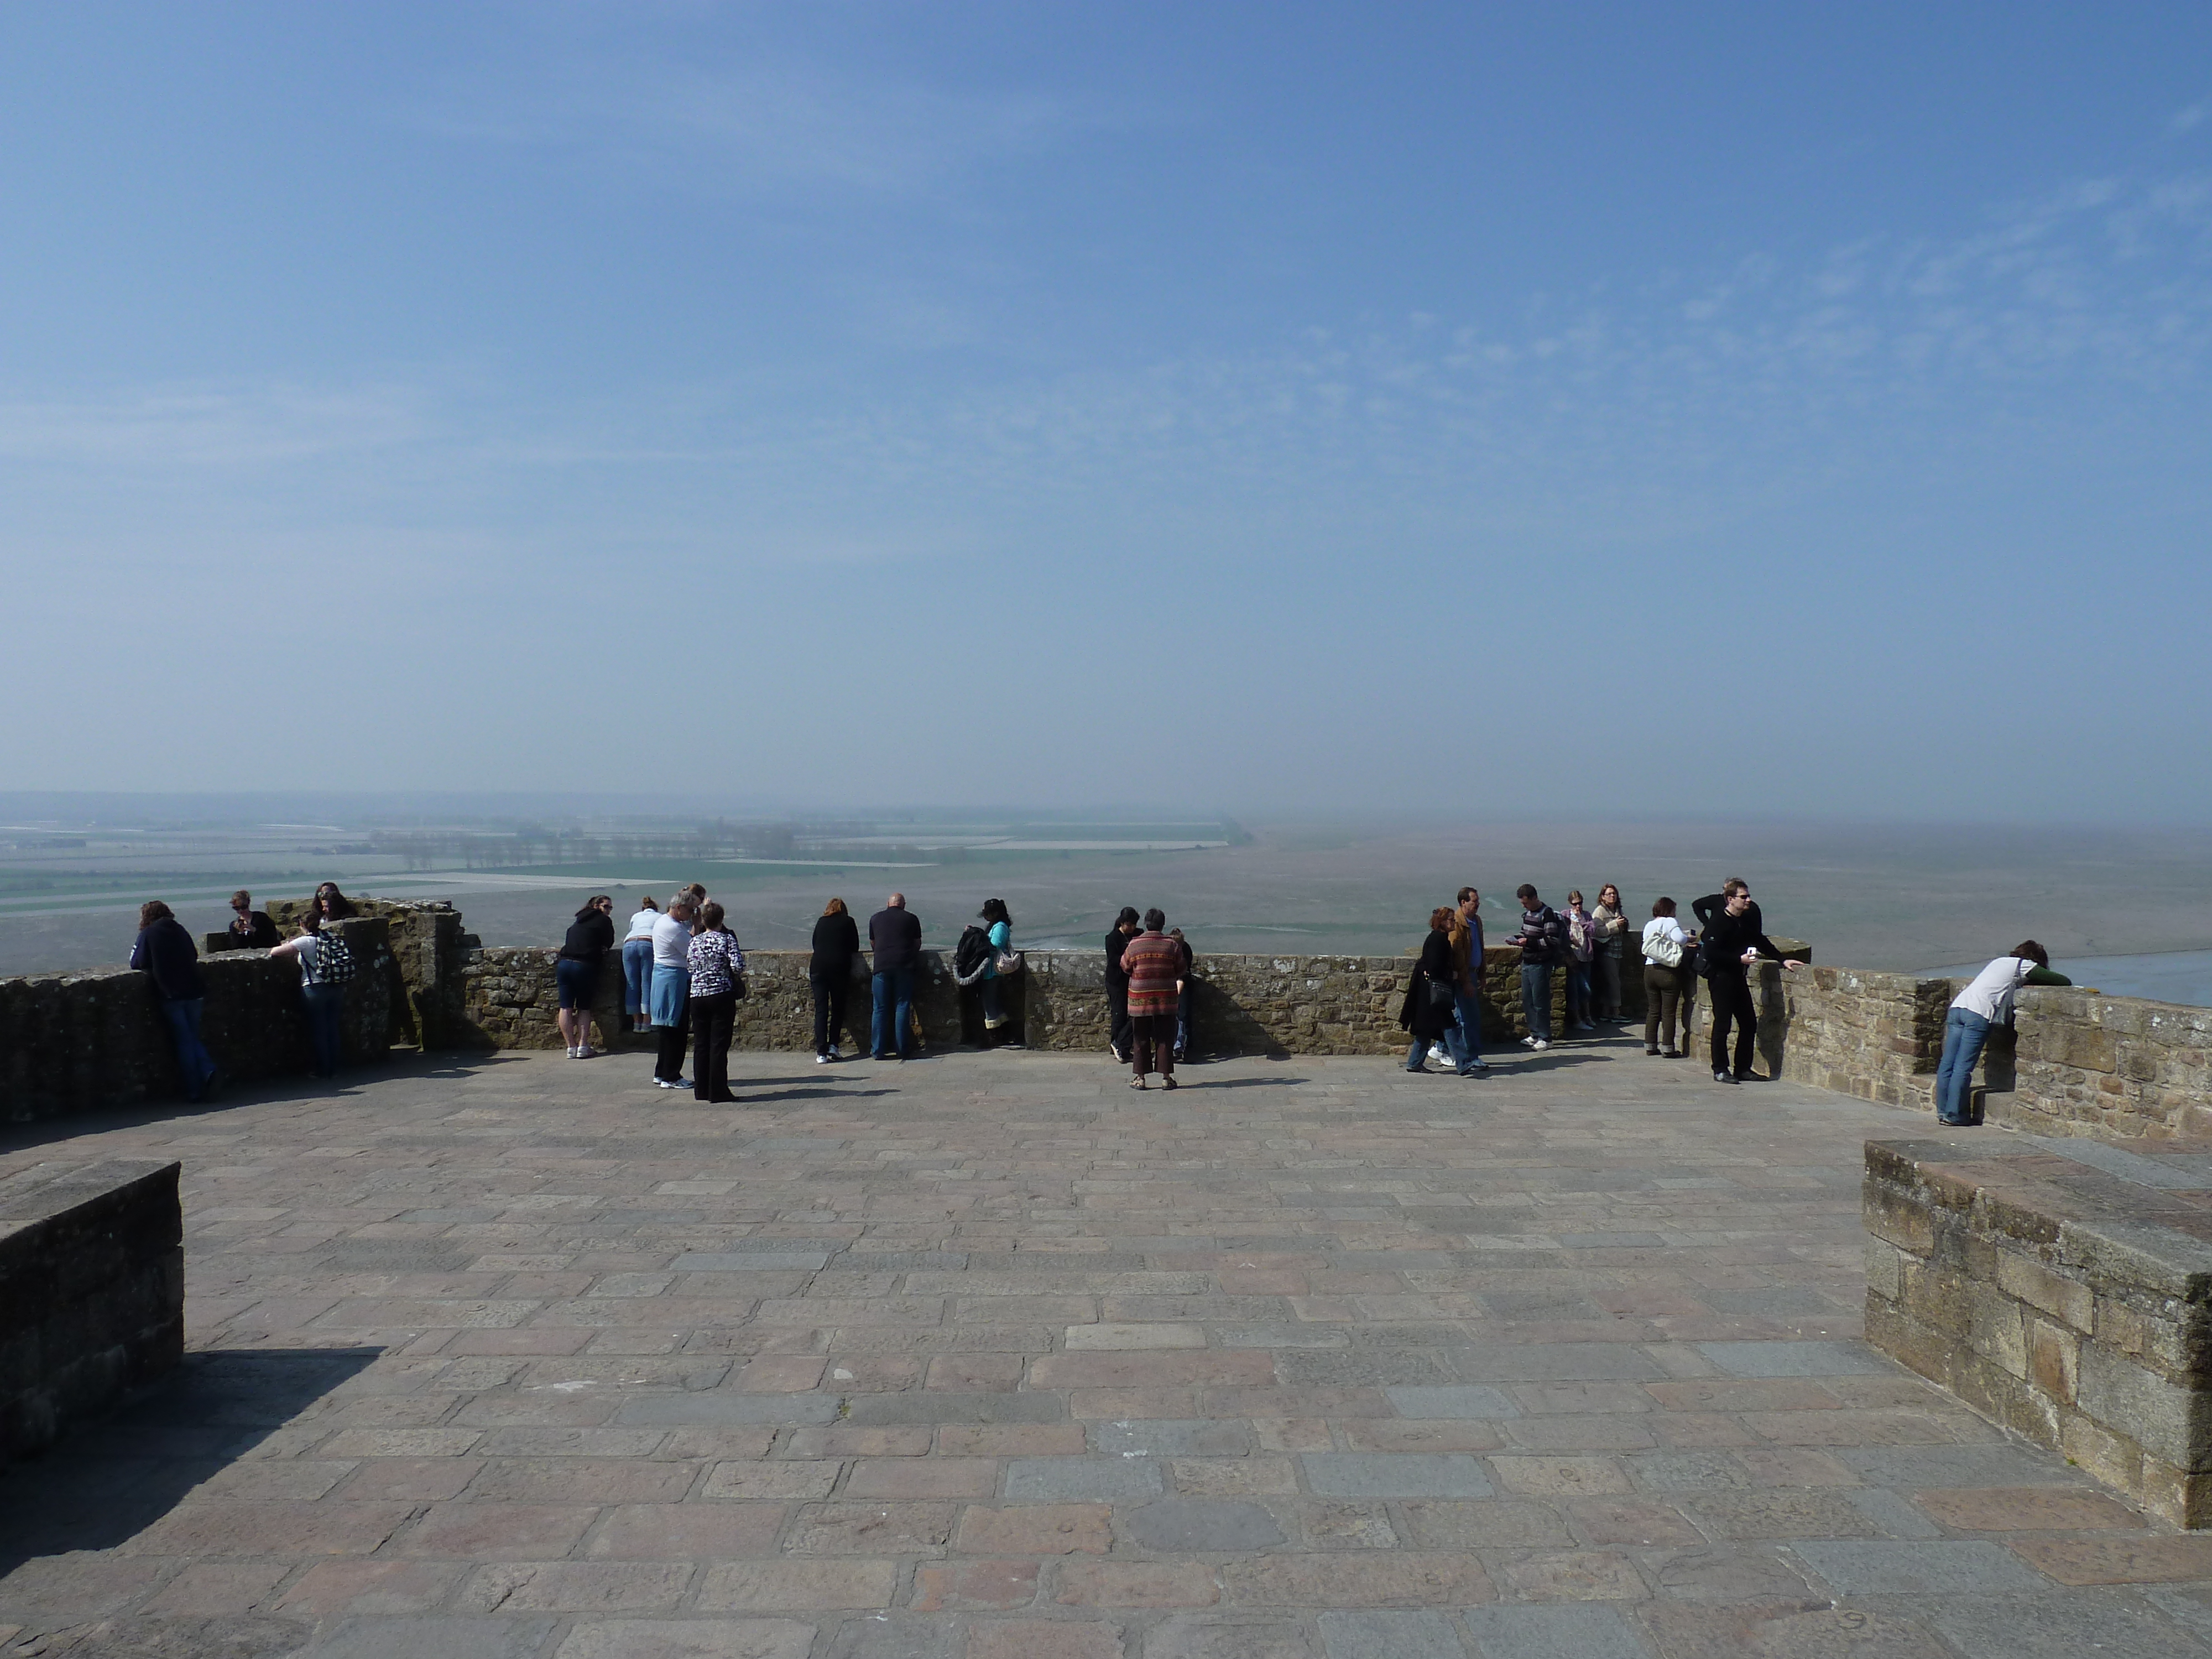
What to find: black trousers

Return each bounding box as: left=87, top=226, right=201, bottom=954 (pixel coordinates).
left=1131, top=1011, right=1176, bottom=1078
left=692, top=989, right=737, bottom=1100
left=1643, top=964, right=1686, bottom=1051
left=811, top=973, right=849, bottom=1055
left=654, top=1001, right=691, bottom=1082
left=1108, top=985, right=1131, bottom=1054
left=1707, top=970, right=1758, bottom=1077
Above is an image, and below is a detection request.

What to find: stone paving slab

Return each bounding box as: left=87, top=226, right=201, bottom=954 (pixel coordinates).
left=3, top=1042, right=2211, bottom=1656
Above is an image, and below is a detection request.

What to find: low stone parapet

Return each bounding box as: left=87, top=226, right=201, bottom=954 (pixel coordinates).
left=0, top=1157, right=183, bottom=1461
left=1864, top=1133, right=2212, bottom=1526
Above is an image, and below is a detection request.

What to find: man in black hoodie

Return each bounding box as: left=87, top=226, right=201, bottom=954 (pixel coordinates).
left=1692, top=878, right=1804, bottom=1084
left=1104, top=907, right=1140, bottom=1062
left=130, top=900, right=218, bottom=1102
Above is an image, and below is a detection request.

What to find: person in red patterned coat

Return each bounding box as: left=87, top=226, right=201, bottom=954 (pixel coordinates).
left=1120, top=909, right=1185, bottom=1091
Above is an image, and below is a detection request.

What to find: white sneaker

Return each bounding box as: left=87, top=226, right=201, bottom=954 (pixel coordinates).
left=816, top=1054, right=831, bottom=1065
left=566, top=1046, right=578, bottom=1058
left=1427, top=1045, right=1448, bottom=1065
left=827, top=1046, right=842, bottom=1060
left=1520, top=1035, right=1537, bottom=1048
left=1530, top=1039, right=1551, bottom=1051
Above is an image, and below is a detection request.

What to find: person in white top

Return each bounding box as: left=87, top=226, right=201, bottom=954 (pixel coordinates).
left=621, top=896, right=660, bottom=1033
left=649, top=898, right=697, bottom=1088
left=1640, top=898, right=1696, bottom=1058
left=1935, top=940, right=2070, bottom=1125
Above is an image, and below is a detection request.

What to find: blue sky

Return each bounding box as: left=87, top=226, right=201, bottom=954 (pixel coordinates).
left=4, top=4, right=2208, bottom=817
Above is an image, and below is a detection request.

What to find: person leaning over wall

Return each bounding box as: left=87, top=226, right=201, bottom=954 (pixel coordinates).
left=811, top=896, right=862, bottom=1064
left=622, top=895, right=660, bottom=1034
left=556, top=895, right=615, bottom=1059
left=1168, top=927, right=1196, bottom=1063
left=868, top=893, right=923, bottom=1061
left=1934, top=941, right=2072, bottom=1126
left=227, top=890, right=280, bottom=950
left=977, top=898, right=1022, bottom=1048
left=131, top=900, right=219, bottom=1102
left=1692, top=878, right=1804, bottom=1086
left=271, top=909, right=356, bottom=1081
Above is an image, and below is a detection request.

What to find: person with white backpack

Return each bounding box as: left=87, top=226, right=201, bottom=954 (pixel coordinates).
left=272, top=910, right=357, bottom=1080
left=1640, top=897, right=1695, bottom=1058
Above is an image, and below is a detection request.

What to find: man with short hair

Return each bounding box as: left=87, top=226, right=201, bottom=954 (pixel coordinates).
left=1104, top=906, right=1140, bottom=1063
left=1691, top=878, right=1805, bottom=1084
left=1505, top=885, right=1563, bottom=1051
left=131, top=900, right=218, bottom=1102
left=868, top=893, right=924, bottom=1060
left=1446, top=887, right=1488, bottom=1075
left=649, top=898, right=697, bottom=1089
left=227, top=890, right=279, bottom=950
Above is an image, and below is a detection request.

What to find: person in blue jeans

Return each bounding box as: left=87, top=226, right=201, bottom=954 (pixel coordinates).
left=1934, top=941, right=2070, bottom=1125
left=620, top=896, right=660, bottom=1033
left=271, top=914, right=349, bottom=1079
left=868, top=893, right=924, bottom=1060
left=1447, top=887, right=1488, bottom=1074
left=129, top=900, right=217, bottom=1102
left=1505, top=885, right=1565, bottom=1050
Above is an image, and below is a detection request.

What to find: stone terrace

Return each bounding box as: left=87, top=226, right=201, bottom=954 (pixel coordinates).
left=7, top=1045, right=2212, bottom=1658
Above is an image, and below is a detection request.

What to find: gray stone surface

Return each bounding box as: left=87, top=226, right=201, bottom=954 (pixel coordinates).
left=1316, top=1609, right=1465, bottom=1659
left=1300, top=1454, right=1493, bottom=1498
left=1381, top=1387, right=1519, bottom=1420
left=0, top=1046, right=2188, bottom=1655
left=1460, top=1604, right=1652, bottom=1659
left=1928, top=1593, right=2212, bottom=1659
left=1694, top=1340, right=1891, bottom=1378
left=1126, top=1498, right=1287, bottom=1553
left=1787, top=1538, right=2049, bottom=1595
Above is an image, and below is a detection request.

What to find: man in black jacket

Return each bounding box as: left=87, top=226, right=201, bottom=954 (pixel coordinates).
left=867, top=894, right=924, bottom=1060
left=130, top=900, right=218, bottom=1102
left=1104, top=906, right=1140, bottom=1062
left=1506, top=885, right=1564, bottom=1050
left=1692, top=878, right=1805, bottom=1084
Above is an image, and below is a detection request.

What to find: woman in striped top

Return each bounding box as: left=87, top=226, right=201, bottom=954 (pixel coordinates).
left=686, top=903, right=747, bottom=1103
left=1120, top=909, right=1184, bottom=1091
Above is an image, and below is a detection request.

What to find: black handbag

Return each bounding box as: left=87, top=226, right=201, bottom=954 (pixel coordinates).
left=1424, top=975, right=1456, bottom=1015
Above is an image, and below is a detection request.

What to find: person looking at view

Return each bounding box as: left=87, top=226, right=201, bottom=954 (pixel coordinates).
left=1121, top=909, right=1183, bottom=1089
left=868, top=893, right=922, bottom=1061
left=811, top=896, right=862, bottom=1063
left=621, top=896, right=659, bottom=1033
left=649, top=896, right=697, bottom=1089
left=1692, top=878, right=1804, bottom=1084
left=131, top=900, right=217, bottom=1102
left=1934, top=941, right=2071, bottom=1125
left=556, top=895, right=615, bottom=1058
left=1641, top=897, right=1694, bottom=1057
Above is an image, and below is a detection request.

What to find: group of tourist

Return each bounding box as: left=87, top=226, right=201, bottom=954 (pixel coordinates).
left=127, top=883, right=363, bottom=1099
left=125, top=870, right=2069, bottom=1126
left=1399, top=878, right=1811, bottom=1087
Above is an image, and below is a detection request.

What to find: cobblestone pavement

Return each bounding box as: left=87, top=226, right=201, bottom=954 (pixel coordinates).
left=7, top=1042, right=2212, bottom=1658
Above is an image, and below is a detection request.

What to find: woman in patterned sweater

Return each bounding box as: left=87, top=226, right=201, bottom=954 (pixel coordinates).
left=1120, top=909, right=1185, bottom=1091
left=686, top=902, right=747, bottom=1104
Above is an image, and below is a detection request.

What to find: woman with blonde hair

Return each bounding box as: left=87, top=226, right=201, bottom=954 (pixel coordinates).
left=810, top=896, right=862, bottom=1063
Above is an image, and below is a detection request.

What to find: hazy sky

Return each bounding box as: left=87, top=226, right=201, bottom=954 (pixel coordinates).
left=4, top=4, right=2208, bottom=817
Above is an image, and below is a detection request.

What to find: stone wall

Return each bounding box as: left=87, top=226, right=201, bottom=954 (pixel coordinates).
left=1685, top=962, right=2212, bottom=1140
left=1864, top=1136, right=2212, bottom=1527
left=0, top=918, right=395, bottom=1124
left=0, top=1159, right=183, bottom=1462
left=446, top=944, right=1591, bottom=1059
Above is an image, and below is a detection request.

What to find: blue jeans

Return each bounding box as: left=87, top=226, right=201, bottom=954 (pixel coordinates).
left=1405, top=1037, right=1428, bottom=1070
left=302, top=983, right=345, bottom=1078
left=160, top=996, right=216, bottom=1098
left=1449, top=990, right=1485, bottom=1071
left=872, top=966, right=916, bottom=1057
left=1935, top=1006, right=1991, bottom=1124
left=622, top=940, right=654, bottom=1017
left=1520, top=964, right=1553, bottom=1041
left=1565, top=962, right=1592, bottom=1026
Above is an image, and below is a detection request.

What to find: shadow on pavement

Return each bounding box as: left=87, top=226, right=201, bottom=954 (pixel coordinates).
left=0, top=1348, right=380, bottom=1577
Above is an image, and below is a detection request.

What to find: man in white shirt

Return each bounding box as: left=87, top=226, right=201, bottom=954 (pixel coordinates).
left=1934, top=940, right=2070, bottom=1125
left=649, top=899, right=697, bottom=1088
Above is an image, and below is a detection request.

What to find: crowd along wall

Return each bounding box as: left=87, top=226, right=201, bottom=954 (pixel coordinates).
left=4, top=894, right=2204, bottom=1139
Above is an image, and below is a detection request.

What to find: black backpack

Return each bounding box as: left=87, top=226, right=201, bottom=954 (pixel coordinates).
left=953, top=924, right=994, bottom=982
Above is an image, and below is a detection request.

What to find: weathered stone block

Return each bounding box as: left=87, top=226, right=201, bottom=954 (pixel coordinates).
left=1996, top=1249, right=2095, bottom=1333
